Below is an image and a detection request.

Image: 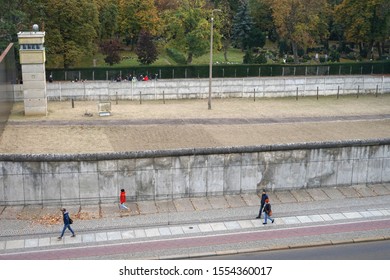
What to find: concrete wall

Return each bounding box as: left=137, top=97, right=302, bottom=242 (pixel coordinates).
left=1, top=140, right=389, bottom=206
left=0, top=43, right=16, bottom=135
left=13, top=75, right=390, bottom=101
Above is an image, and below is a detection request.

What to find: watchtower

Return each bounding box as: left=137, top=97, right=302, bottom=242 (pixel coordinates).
left=17, top=24, right=47, bottom=116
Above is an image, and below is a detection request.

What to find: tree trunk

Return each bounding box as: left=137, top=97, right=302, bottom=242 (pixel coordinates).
left=292, top=41, right=299, bottom=64
left=187, top=52, right=193, bottom=64
left=223, top=40, right=229, bottom=62
left=377, top=42, right=383, bottom=59
left=367, top=40, right=375, bottom=60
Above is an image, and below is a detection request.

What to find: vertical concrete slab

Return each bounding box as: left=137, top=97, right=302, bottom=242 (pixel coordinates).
left=3, top=162, right=24, bottom=205
left=351, top=146, right=369, bottom=185
left=382, top=146, right=390, bottom=182
left=241, top=152, right=260, bottom=192
left=189, top=155, right=207, bottom=196
left=257, top=152, right=274, bottom=191
left=0, top=162, right=5, bottom=203
left=224, top=154, right=241, bottom=194
left=305, top=149, right=323, bottom=188
left=172, top=156, right=190, bottom=198
left=289, top=161, right=307, bottom=189
left=155, top=157, right=173, bottom=199
left=98, top=160, right=118, bottom=202
left=41, top=162, right=62, bottom=205
left=319, top=149, right=337, bottom=187
left=135, top=158, right=155, bottom=199
left=366, top=146, right=385, bottom=184
left=117, top=159, right=137, bottom=200
left=79, top=161, right=99, bottom=204
left=336, top=159, right=353, bottom=186
left=59, top=162, right=80, bottom=204
left=207, top=155, right=224, bottom=195
left=333, top=147, right=353, bottom=186
left=22, top=162, right=42, bottom=204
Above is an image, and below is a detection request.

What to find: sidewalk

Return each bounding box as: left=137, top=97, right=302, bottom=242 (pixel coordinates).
left=1, top=184, right=390, bottom=259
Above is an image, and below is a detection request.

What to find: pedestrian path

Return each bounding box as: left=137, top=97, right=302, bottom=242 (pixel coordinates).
left=1, top=206, right=389, bottom=252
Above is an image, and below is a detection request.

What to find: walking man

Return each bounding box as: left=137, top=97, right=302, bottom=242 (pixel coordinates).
left=58, top=208, right=75, bottom=240
left=256, top=189, right=269, bottom=219
left=263, top=198, right=275, bottom=225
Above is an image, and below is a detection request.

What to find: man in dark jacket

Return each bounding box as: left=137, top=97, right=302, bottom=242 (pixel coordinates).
left=58, top=208, right=75, bottom=240
left=256, top=189, right=269, bottom=219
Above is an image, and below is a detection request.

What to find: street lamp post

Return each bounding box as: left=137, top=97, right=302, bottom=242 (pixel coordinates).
left=208, top=9, right=221, bottom=110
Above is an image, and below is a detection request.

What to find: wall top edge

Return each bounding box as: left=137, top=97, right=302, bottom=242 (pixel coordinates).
left=1, top=138, right=389, bottom=162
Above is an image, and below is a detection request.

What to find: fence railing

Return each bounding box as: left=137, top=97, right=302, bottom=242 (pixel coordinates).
left=47, top=61, right=390, bottom=82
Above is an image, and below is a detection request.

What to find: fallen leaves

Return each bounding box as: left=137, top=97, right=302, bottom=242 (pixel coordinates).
left=16, top=211, right=100, bottom=225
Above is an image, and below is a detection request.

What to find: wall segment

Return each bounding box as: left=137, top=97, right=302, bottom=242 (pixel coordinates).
left=1, top=139, right=389, bottom=206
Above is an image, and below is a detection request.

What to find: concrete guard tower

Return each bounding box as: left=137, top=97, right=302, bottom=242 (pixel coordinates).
left=17, top=24, right=47, bottom=116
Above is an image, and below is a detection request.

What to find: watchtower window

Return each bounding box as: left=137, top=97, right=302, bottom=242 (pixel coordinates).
left=20, top=44, right=43, bottom=50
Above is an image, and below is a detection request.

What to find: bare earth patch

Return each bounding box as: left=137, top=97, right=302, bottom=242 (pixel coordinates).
left=1, top=96, right=390, bottom=154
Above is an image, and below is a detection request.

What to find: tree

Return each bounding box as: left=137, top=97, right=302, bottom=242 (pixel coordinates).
left=163, top=0, right=217, bottom=64
left=334, top=0, right=390, bottom=59
left=98, top=1, right=119, bottom=41
left=155, top=0, right=181, bottom=11
left=135, top=30, right=158, bottom=65
left=245, top=26, right=266, bottom=50
left=269, top=0, right=330, bottom=63
left=0, top=0, right=26, bottom=51
left=231, top=0, right=253, bottom=51
left=216, top=0, right=234, bottom=61
left=43, top=0, right=100, bottom=68
left=249, top=0, right=275, bottom=40
left=118, top=0, right=160, bottom=49
left=100, top=39, right=121, bottom=66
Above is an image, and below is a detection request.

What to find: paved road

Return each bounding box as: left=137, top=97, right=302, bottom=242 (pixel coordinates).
left=197, top=240, right=390, bottom=260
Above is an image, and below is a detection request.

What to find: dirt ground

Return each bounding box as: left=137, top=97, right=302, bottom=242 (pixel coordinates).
left=1, top=95, right=390, bottom=154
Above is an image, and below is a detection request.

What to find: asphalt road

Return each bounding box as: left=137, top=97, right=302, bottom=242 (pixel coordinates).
left=197, top=240, right=390, bottom=260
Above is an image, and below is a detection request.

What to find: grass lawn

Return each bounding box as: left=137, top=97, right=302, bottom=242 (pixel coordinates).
left=74, top=47, right=245, bottom=68
left=48, top=39, right=382, bottom=68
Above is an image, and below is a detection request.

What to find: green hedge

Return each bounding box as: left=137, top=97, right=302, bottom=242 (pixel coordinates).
left=47, top=61, right=390, bottom=81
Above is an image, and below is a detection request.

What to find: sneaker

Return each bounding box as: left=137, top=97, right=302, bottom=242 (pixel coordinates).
left=263, top=223, right=267, bottom=225
left=71, top=234, right=76, bottom=237
left=57, top=237, right=62, bottom=240
left=272, top=219, right=275, bottom=223
left=256, top=216, right=261, bottom=219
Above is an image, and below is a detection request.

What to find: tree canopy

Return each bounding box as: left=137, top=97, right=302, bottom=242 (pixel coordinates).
left=1, top=0, right=388, bottom=66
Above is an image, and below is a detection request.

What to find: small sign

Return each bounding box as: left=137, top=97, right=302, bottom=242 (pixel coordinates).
left=98, top=102, right=111, bottom=117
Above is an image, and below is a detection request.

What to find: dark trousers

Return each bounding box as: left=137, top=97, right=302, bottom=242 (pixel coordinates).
left=258, top=203, right=265, bottom=217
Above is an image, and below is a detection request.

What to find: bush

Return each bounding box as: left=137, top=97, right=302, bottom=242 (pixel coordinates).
left=286, top=56, right=294, bottom=63
left=329, top=50, right=340, bottom=62
left=254, top=53, right=267, bottom=64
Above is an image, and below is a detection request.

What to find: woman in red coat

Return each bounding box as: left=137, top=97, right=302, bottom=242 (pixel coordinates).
left=120, top=189, right=129, bottom=210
